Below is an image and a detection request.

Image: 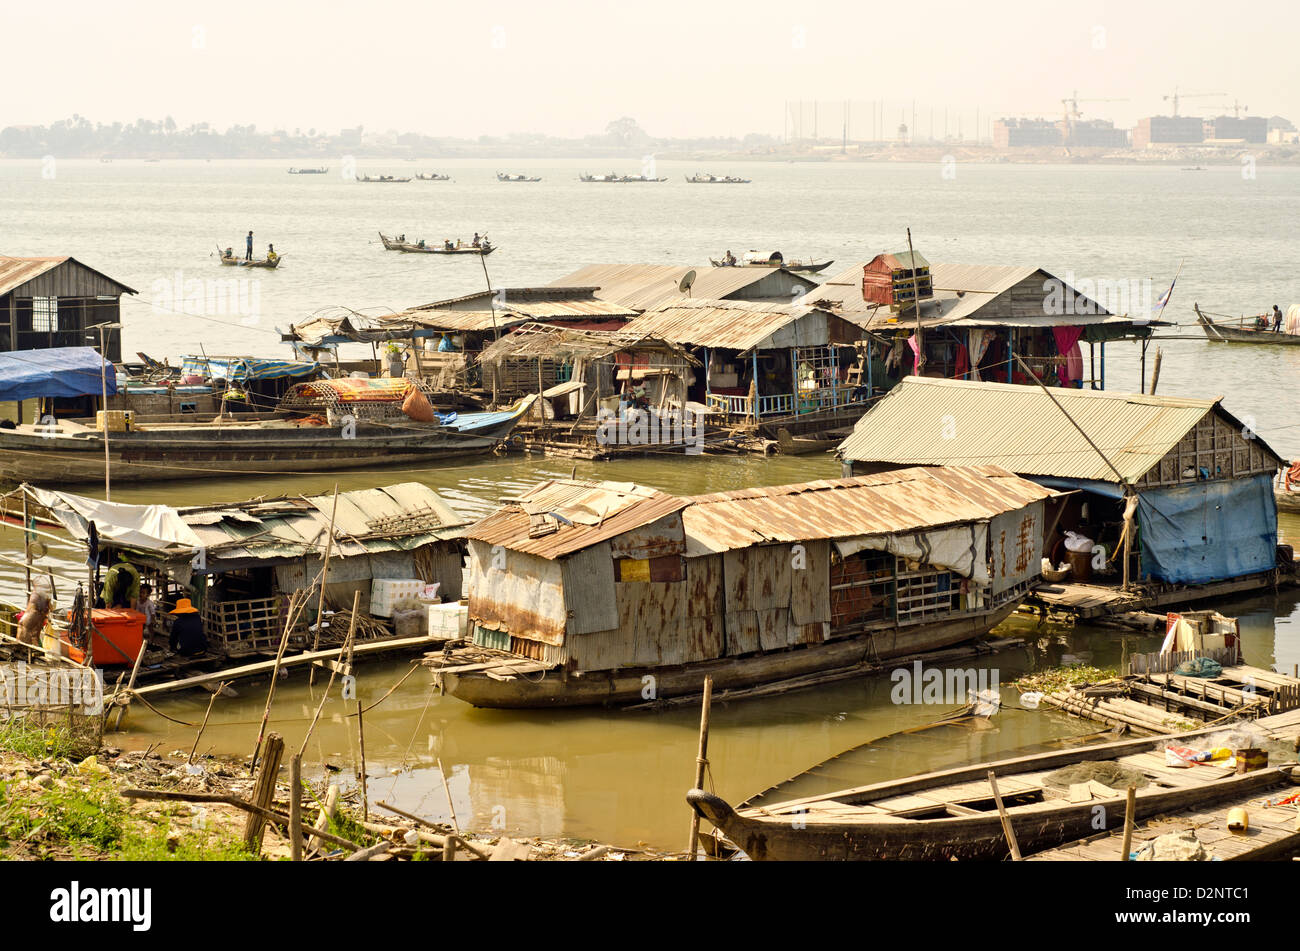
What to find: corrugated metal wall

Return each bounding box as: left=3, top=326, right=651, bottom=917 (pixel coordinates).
left=988, top=500, right=1045, bottom=595
left=561, top=542, right=619, bottom=634
left=465, top=539, right=567, bottom=645
left=722, top=541, right=829, bottom=655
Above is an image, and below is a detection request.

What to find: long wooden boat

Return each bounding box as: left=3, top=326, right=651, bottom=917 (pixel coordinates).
left=356, top=174, right=411, bottom=183
left=218, top=254, right=281, bottom=269
left=288, top=167, right=328, bottom=174
left=710, top=253, right=833, bottom=273
left=1194, top=303, right=1300, bottom=344
left=414, top=172, right=451, bottom=181
left=496, top=172, right=541, bottom=182
left=578, top=173, right=667, bottom=182
left=377, top=232, right=494, bottom=255
left=686, top=173, right=750, bottom=183
left=0, top=416, right=503, bottom=486
left=687, top=725, right=1297, bottom=860
left=439, top=599, right=1024, bottom=708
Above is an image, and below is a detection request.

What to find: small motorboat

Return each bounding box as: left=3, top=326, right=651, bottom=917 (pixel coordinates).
left=497, top=172, right=541, bottom=182
left=415, top=172, right=451, bottom=181
left=686, top=173, right=751, bottom=183
left=356, top=174, right=412, bottom=183
left=378, top=232, right=495, bottom=255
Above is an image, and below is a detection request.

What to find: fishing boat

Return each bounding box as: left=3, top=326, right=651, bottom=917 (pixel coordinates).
left=356, top=174, right=412, bottom=183
left=710, top=250, right=833, bottom=273
left=0, top=414, right=510, bottom=486
left=377, top=232, right=494, bottom=255
left=217, top=250, right=281, bottom=269
left=579, top=173, right=668, bottom=182
left=431, top=466, right=1060, bottom=708
left=687, top=725, right=1297, bottom=860
left=496, top=172, right=541, bottom=182
left=415, top=172, right=451, bottom=181
left=686, top=173, right=751, bottom=184
left=1194, top=303, right=1300, bottom=345
left=288, top=167, right=328, bottom=174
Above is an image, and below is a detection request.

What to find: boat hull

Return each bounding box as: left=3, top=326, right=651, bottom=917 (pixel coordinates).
left=441, top=601, right=1021, bottom=708
left=1197, top=314, right=1300, bottom=344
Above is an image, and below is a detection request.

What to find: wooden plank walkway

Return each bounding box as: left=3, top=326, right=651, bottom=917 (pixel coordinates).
left=1027, top=571, right=1285, bottom=620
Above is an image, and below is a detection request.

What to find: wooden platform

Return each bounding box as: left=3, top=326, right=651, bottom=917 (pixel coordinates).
left=1026, top=571, right=1284, bottom=620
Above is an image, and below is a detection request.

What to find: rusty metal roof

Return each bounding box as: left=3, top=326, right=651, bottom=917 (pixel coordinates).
left=466, top=479, right=688, bottom=559
left=682, top=465, right=1056, bottom=554
left=475, top=322, right=699, bottom=365
left=0, top=255, right=137, bottom=297
left=546, top=263, right=817, bottom=312
left=618, top=297, right=848, bottom=350
left=835, top=377, right=1283, bottom=482
left=398, top=297, right=638, bottom=333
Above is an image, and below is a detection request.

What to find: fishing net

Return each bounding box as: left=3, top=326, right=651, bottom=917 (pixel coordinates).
left=1043, top=761, right=1149, bottom=790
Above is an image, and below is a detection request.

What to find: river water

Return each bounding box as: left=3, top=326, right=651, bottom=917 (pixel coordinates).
left=1, top=158, right=1298, bottom=849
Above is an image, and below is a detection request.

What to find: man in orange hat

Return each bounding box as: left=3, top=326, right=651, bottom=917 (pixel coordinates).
left=168, top=598, right=207, bottom=656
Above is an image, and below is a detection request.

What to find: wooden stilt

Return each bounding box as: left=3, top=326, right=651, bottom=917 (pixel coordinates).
left=686, top=675, right=714, bottom=861
left=243, top=732, right=284, bottom=855
left=289, top=754, right=303, bottom=862
left=988, top=770, right=1022, bottom=861
left=356, top=698, right=369, bottom=821
left=1120, top=785, right=1137, bottom=861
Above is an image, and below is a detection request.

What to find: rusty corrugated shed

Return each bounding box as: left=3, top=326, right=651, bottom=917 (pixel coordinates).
left=834, top=377, right=1283, bottom=483
left=619, top=297, right=856, bottom=350
left=0, top=256, right=137, bottom=297
left=682, top=465, right=1056, bottom=555
left=546, top=263, right=817, bottom=312
left=466, top=479, right=688, bottom=559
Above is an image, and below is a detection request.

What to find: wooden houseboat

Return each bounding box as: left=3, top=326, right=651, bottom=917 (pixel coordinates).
left=837, top=378, right=1290, bottom=620
left=432, top=465, right=1059, bottom=708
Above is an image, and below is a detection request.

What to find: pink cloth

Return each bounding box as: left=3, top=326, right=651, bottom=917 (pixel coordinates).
left=1053, top=326, right=1085, bottom=386
left=907, top=334, right=920, bottom=375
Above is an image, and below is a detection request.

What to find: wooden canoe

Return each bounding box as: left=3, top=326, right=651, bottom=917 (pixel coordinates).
left=709, top=258, right=833, bottom=273
left=687, top=726, right=1297, bottom=860
left=497, top=173, right=541, bottom=182
left=378, top=232, right=494, bottom=255
left=219, top=255, right=280, bottom=269
left=1195, top=304, right=1300, bottom=344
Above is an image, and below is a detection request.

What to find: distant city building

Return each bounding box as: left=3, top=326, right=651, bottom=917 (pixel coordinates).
left=1204, top=115, right=1267, bottom=143
left=992, top=118, right=1062, bottom=148
left=1065, top=119, right=1129, bottom=148
left=1133, top=116, right=1204, bottom=149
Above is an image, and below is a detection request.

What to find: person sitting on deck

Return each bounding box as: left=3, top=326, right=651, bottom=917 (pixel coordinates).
left=723, top=249, right=736, bottom=266
left=417, top=239, right=426, bottom=249
left=444, top=239, right=454, bottom=250
left=472, top=232, right=481, bottom=248
left=223, top=247, right=234, bottom=260
left=267, top=244, right=279, bottom=265
left=168, top=598, right=207, bottom=656
left=1274, top=305, right=1285, bottom=332
left=99, top=556, right=140, bottom=610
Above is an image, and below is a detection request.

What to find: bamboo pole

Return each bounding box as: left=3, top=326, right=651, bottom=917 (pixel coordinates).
left=356, top=698, right=369, bottom=820
left=685, top=675, right=714, bottom=861
left=988, top=770, right=1022, bottom=861
left=1120, top=785, right=1137, bottom=860
left=310, top=784, right=340, bottom=851
left=1149, top=347, right=1163, bottom=396
left=251, top=590, right=305, bottom=768
left=123, top=787, right=360, bottom=852
left=21, top=492, right=30, bottom=594
left=289, top=754, right=303, bottom=862
left=437, top=756, right=459, bottom=833
left=299, top=590, right=360, bottom=755
left=307, top=484, right=341, bottom=686
left=112, top=616, right=155, bottom=730
left=187, top=681, right=227, bottom=764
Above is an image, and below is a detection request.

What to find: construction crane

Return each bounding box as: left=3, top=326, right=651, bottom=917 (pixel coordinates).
left=1226, top=98, right=1249, bottom=118
left=1061, top=90, right=1128, bottom=136
left=1162, top=86, right=1226, bottom=117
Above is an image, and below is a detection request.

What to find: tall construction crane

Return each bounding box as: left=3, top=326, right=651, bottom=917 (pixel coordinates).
left=1162, top=86, right=1226, bottom=116
left=1061, top=90, right=1128, bottom=136
left=1226, top=98, right=1249, bottom=118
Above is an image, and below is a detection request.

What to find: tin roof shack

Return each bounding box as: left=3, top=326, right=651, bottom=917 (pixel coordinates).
left=618, top=297, right=866, bottom=439
left=835, top=378, right=1286, bottom=619
left=806, top=260, right=1164, bottom=398
left=440, top=467, right=1056, bottom=707
left=26, top=482, right=468, bottom=663
left=474, top=323, right=700, bottom=457
left=0, top=257, right=136, bottom=423
left=545, top=263, right=819, bottom=313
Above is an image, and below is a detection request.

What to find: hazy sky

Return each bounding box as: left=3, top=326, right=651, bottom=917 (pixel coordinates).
left=5, top=0, right=1298, bottom=139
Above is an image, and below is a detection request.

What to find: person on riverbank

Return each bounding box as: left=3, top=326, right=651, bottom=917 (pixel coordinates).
left=168, top=598, right=207, bottom=656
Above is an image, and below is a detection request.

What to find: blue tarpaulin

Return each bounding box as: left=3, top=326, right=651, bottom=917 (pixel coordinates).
left=180, top=356, right=319, bottom=382
left=1137, top=473, right=1277, bottom=584
left=0, top=347, right=116, bottom=403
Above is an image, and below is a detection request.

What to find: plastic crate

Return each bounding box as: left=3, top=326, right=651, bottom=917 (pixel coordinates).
left=370, top=578, right=426, bottom=618
left=427, top=602, right=468, bottom=637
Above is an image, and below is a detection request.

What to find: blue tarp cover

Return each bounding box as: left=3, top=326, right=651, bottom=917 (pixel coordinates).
left=180, top=356, right=319, bottom=382
left=0, top=347, right=117, bottom=403
left=1138, top=473, right=1277, bottom=584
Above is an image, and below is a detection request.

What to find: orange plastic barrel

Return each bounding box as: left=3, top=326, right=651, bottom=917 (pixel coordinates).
left=63, top=608, right=146, bottom=666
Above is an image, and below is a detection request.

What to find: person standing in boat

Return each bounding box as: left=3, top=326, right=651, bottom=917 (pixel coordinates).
left=167, top=598, right=207, bottom=656
left=1273, top=305, right=1284, bottom=332
left=246, top=230, right=254, bottom=261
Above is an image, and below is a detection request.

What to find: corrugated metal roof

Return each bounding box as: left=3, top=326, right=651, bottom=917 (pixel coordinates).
left=0, top=256, right=137, bottom=297
left=398, top=298, right=638, bottom=332
left=546, top=263, right=817, bottom=312
left=466, top=479, right=688, bottom=559
left=682, top=465, right=1055, bottom=554
left=807, top=262, right=1044, bottom=315
left=835, top=377, right=1282, bottom=482
left=618, top=297, right=841, bottom=350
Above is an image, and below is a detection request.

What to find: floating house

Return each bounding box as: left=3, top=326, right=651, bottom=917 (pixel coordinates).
left=440, top=466, right=1057, bottom=707
left=806, top=259, right=1164, bottom=396
left=616, top=297, right=865, bottom=427
left=0, top=256, right=136, bottom=364
left=835, top=378, right=1286, bottom=618
left=25, top=482, right=468, bottom=660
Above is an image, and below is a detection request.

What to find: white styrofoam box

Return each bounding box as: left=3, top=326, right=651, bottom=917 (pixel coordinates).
left=371, top=578, right=427, bottom=618
left=427, top=602, right=468, bottom=638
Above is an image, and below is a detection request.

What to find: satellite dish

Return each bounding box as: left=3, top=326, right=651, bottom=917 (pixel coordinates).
left=678, top=269, right=697, bottom=297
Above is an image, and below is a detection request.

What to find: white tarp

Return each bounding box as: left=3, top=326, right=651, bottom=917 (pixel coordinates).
left=834, top=524, right=989, bottom=585
left=29, top=487, right=203, bottom=551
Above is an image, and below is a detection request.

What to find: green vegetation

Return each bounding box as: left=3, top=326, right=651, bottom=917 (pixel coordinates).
left=1013, top=664, right=1121, bottom=694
